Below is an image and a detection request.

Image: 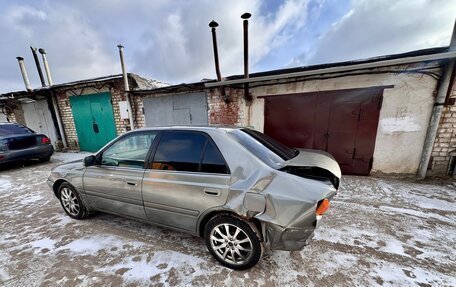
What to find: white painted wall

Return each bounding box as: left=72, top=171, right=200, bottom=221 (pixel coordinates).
left=22, top=100, right=59, bottom=148
left=246, top=64, right=440, bottom=174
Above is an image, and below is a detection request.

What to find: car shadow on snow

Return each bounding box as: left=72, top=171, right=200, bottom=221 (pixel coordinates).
left=0, top=158, right=53, bottom=171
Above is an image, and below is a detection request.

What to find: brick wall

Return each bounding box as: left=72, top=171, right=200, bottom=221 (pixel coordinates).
left=55, top=91, right=77, bottom=148
left=110, top=80, right=130, bottom=135
left=2, top=103, right=24, bottom=124
left=131, top=94, right=146, bottom=128
left=54, top=79, right=128, bottom=149
left=206, top=87, right=246, bottom=125
left=6, top=109, right=17, bottom=123
left=430, top=80, right=456, bottom=174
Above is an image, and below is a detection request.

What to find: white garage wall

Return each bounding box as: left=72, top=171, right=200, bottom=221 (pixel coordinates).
left=246, top=63, right=440, bottom=174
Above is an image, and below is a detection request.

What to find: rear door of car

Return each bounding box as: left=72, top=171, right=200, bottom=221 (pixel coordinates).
left=83, top=131, right=158, bottom=219
left=142, top=130, right=230, bottom=232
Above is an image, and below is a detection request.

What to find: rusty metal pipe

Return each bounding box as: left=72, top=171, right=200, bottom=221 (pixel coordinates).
left=241, top=13, right=252, bottom=101
left=117, top=44, right=135, bottom=130
left=16, top=57, right=32, bottom=91
left=30, top=46, right=46, bottom=87
left=209, top=20, right=228, bottom=102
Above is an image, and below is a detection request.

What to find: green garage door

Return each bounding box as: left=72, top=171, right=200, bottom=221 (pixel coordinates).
left=69, top=92, right=117, bottom=152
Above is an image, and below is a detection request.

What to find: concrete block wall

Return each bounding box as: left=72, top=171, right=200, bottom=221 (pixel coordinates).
left=430, top=82, right=456, bottom=174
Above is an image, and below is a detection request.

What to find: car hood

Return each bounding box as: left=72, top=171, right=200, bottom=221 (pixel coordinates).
left=52, top=159, right=84, bottom=173
left=279, top=149, right=342, bottom=180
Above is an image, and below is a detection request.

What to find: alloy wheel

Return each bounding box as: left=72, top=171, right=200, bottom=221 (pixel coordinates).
left=209, top=223, right=253, bottom=265
left=60, top=187, right=80, bottom=216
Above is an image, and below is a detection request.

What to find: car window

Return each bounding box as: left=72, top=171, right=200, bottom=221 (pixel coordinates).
left=241, top=128, right=298, bottom=160
left=0, top=124, right=35, bottom=136
left=201, top=140, right=229, bottom=174
left=229, top=129, right=298, bottom=169
left=152, top=131, right=207, bottom=172
left=102, top=132, right=157, bottom=168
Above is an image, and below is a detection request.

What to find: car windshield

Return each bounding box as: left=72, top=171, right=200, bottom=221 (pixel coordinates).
left=229, top=128, right=298, bottom=168
left=0, top=124, right=34, bottom=136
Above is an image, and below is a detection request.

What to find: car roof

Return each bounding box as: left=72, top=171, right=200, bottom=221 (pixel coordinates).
left=0, top=122, right=21, bottom=125
left=135, top=125, right=244, bottom=132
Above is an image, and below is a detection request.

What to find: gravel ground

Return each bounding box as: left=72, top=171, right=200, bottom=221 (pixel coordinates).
left=0, top=152, right=455, bottom=286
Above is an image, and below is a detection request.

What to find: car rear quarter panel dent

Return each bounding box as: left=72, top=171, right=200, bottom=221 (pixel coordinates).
left=219, top=154, right=336, bottom=250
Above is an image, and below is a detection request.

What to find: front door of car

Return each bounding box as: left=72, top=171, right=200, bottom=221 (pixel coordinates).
left=142, top=131, right=230, bottom=232
left=83, top=131, right=158, bottom=219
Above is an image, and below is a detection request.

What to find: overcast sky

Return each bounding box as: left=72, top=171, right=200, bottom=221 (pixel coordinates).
left=0, top=0, right=455, bottom=93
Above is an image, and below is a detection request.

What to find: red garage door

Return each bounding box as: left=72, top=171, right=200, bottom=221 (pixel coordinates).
left=263, top=87, right=387, bottom=175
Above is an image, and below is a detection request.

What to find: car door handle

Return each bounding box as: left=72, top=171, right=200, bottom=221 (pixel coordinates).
left=126, top=181, right=138, bottom=186
left=204, top=188, right=221, bottom=196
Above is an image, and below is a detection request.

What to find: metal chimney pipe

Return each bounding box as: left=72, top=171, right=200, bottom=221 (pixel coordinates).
left=418, top=19, right=456, bottom=179
left=209, top=20, right=228, bottom=102
left=117, top=44, right=134, bottom=130
left=16, top=57, right=32, bottom=91
left=241, top=13, right=252, bottom=101
left=38, top=48, right=53, bottom=86
left=36, top=49, right=66, bottom=147
left=30, top=46, right=46, bottom=87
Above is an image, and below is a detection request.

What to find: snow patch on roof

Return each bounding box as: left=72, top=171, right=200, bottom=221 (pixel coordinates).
left=129, top=73, right=169, bottom=90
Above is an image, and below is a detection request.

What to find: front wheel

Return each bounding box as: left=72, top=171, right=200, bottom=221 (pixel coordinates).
left=58, top=183, right=89, bottom=219
left=40, top=155, right=51, bottom=162
left=204, top=215, right=262, bottom=270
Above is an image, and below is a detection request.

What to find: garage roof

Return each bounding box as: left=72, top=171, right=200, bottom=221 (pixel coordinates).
left=205, top=46, right=456, bottom=87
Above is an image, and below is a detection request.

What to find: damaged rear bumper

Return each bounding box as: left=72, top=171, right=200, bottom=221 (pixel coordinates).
left=264, top=222, right=318, bottom=251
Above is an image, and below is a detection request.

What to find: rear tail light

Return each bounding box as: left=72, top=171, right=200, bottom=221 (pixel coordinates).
left=316, top=199, right=330, bottom=215
left=41, top=137, right=51, bottom=144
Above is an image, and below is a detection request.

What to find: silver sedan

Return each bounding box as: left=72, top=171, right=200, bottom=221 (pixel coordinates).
left=48, top=126, right=341, bottom=269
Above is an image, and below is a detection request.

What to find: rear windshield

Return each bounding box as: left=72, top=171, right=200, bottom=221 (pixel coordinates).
left=229, top=128, right=298, bottom=168
left=0, top=124, right=34, bottom=136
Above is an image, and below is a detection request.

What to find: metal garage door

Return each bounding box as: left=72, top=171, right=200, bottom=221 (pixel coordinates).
left=143, top=93, right=208, bottom=127
left=69, top=92, right=118, bottom=152
left=22, top=99, right=58, bottom=148
left=263, top=87, right=386, bottom=175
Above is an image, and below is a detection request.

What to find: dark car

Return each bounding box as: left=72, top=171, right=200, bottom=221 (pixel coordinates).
left=0, top=122, right=54, bottom=165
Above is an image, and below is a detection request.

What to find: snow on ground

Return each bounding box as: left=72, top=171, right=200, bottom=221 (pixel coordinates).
left=0, top=152, right=455, bottom=286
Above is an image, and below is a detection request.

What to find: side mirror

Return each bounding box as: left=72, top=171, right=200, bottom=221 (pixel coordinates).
left=84, top=155, right=97, bottom=167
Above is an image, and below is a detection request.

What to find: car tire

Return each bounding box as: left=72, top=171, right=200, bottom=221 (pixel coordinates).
left=58, top=183, right=89, bottom=220
left=204, top=215, right=262, bottom=270
left=40, top=156, right=51, bottom=162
